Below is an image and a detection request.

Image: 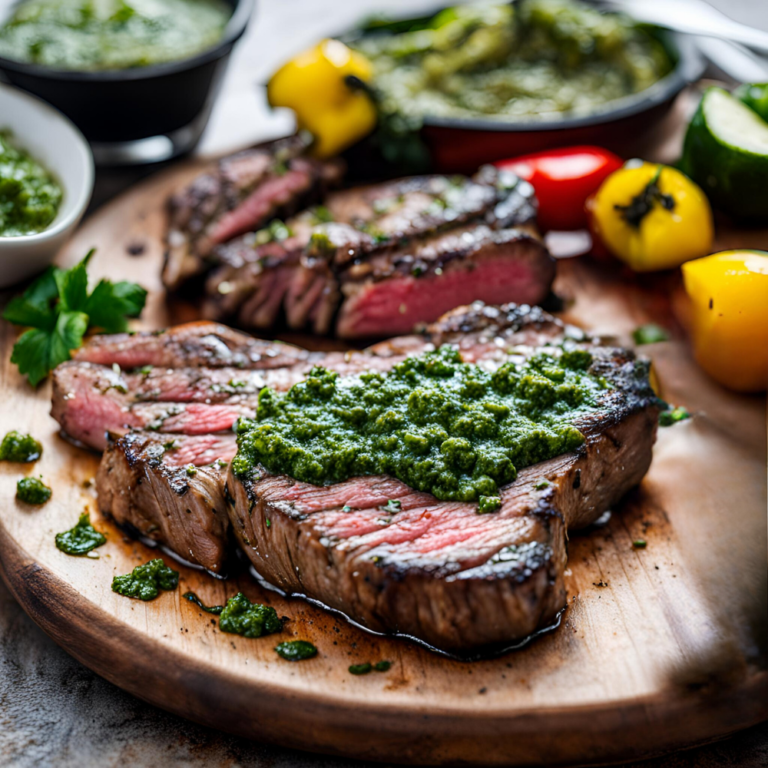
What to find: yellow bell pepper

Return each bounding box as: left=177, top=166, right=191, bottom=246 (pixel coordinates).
left=588, top=162, right=714, bottom=271
left=267, top=39, right=377, bottom=159
left=681, top=251, right=768, bottom=393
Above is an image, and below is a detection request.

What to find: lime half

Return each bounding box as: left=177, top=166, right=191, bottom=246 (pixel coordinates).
left=681, top=86, right=768, bottom=220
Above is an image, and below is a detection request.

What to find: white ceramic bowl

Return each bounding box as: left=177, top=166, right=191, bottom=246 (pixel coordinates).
left=0, top=82, right=94, bottom=288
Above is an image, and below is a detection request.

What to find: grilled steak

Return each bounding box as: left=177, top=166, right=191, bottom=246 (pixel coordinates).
left=97, top=431, right=231, bottom=574
left=202, top=167, right=554, bottom=337
left=226, top=306, right=660, bottom=653
left=164, top=134, right=343, bottom=290
left=57, top=304, right=658, bottom=649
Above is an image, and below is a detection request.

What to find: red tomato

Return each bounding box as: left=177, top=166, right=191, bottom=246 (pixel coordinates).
left=495, top=146, right=623, bottom=232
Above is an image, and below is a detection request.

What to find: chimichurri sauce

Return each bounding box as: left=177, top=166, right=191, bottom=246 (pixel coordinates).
left=55, top=512, right=106, bottom=555
left=16, top=475, right=51, bottom=504
left=112, top=558, right=179, bottom=600
left=352, top=0, right=673, bottom=122
left=233, top=345, right=607, bottom=513
left=0, top=430, right=42, bottom=462
left=0, top=132, right=62, bottom=237
left=0, top=0, right=231, bottom=71
left=275, top=640, right=317, bottom=661
left=183, top=591, right=224, bottom=615
left=218, top=592, right=283, bottom=638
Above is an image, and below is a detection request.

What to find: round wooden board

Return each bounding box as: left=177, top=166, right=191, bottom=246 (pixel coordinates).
left=0, top=162, right=766, bottom=766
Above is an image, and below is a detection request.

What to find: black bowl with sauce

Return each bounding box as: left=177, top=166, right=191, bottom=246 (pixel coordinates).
left=0, top=0, right=254, bottom=165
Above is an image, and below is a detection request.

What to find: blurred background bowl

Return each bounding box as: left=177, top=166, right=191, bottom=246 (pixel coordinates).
left=0, top=0, right=255, bottom=166
left=0, top=83, right=94, bottom=287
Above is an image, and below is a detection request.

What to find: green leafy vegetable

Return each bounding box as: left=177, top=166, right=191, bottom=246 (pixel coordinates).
left=218, top=592, right=283, bottom=638
left=112, top=558, right=179, bottom=601
left=55, top=512, right=106, bottom=556
left=3, top=250, right=147, bottom=386
left=632, top=323, right=670, bottom=345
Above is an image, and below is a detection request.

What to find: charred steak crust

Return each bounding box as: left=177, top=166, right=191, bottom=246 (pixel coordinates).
left=97, top=431, right=231, bottom=575
left=201, top=167, right=554, bottom=338
left=164, top=133, right=344, bottom=290
left=224, top=306, right=660, bottom=653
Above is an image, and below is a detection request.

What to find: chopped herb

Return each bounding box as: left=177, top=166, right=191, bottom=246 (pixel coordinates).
left=341, top=505, right=353, bottom=512
left=632, top=540, right=647, bottom=549
left=0, top=431, right=42, bottom=462
left=534, top=480, right=549, bottom=490
left=139, top=365, right=153, bottom=376
left=275, top=640, right=317, bottom=661
left=182, top=591, right=224, bottom=615
left=659, top=406, right=691, bottom=426
left=254, top=219, right=292, bottom=246
left=2, top=250, right=147, bottom=386
left=163, top=439, right=179, bottom=452
left=309, top=231, right=333, bottom=253
left=411, top=265, right=424, bottom=277
left=112, top=559, right=179, bottom=601
left=218, top=592, right=282, bottom=638
left=228, top=379, right=246, bottom=388
left=632, top=324, right=670, bottom=345
left=55, top=512, right=106, bottom=556
left=265, top=518, right=271, bottom=528
left=185, top=464, right=198, bottom=477
left=349, top=663, right=372, bottom=675
left=16, top=476, right=51, bottom=504
left=374, top=660, right=392, bottom=672
left=383, top=499, right=401, bottom=514
left=214, top=459, right=228, bottom=469
left=309, top=205, right=334, bottom=224
left=615, top=166, right=675, bottom=229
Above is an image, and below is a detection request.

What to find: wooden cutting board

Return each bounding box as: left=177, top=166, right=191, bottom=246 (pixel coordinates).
left=0, top=162, right=765, bottom=766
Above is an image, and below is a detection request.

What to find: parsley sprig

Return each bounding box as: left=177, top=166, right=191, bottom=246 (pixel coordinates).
left=3, top=250, right=147, bottom=386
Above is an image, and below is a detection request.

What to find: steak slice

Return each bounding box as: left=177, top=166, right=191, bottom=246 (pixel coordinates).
left=201, top=167, right=550, bottom=337
left=225, top=313, right=660, bottom=653
left=97, top=431, right=231, bottom=574
left=164, top=134, right=343, bottom=290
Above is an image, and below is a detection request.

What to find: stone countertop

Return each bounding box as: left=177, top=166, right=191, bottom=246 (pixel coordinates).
left=1, top=0, right=766, bottom=765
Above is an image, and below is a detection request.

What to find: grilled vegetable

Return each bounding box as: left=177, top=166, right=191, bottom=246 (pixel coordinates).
left=267, top=39, right=377, bottom=158
left=587, top=162, right=713, bottom=271
left=681, top=251, right=768, bottom=393
left=495, top=146, right=622, bottom=231
left=681, top=87, right=768, bottom=221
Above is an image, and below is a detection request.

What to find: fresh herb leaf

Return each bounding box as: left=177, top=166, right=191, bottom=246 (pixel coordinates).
left=659, top=406, right=691, bottom=426
left=55, top=512, right=106, bottom=556
left=3, top=251, right=147, bottom=386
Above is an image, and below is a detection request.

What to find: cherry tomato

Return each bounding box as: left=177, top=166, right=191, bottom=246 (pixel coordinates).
left=495, top=146, right=623, bottom=232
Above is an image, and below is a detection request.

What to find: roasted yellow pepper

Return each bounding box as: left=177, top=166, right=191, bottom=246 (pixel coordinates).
left=588, top=162, right=714, bottom=271
left=681, top=251, right=768, bottom=393
left=267, top=39, right=377, bottom=158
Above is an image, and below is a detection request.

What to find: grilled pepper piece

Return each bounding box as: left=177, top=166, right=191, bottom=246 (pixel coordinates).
left=681, top=251, right=768, bottom=393
left=267, top=39, right=377, bottom=158
left=587, top=162, right=713, bottom=271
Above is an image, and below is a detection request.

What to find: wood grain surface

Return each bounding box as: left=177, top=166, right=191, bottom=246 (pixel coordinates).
left=0, top=162, right=766, bottom=766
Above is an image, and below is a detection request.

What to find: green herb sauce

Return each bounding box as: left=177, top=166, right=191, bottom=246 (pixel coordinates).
left=0, top=430, right=42, bottom=462
left=55, top=512, right=106, bottom=555
left=16, top=476, right=51, bottom=504
left=182, top=591, right=224, bottom=615
left=218, top=592, right=283, bottom=638
left=0, top=132, right=62, bottom=237
left=112, top=558, right=179, bottom=600
left=233, top=345, right=607, bottom=513
left=349, top=662, right=372, bottom=675
left=0, top=0, right=231, bottom=71
left=353, top=0, right=672, bottom=123
left=275, top=640, right=318, bottom=661
left=659, top=406, right=691, bottom=427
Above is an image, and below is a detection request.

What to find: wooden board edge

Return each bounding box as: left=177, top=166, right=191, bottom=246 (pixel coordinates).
left=1, top=514, right=766, bottom=766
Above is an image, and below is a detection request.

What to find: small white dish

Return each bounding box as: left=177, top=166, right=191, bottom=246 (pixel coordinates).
left=0, top=82, right=94, bottom=288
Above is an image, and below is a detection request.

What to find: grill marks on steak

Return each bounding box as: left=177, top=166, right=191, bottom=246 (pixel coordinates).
left=202, top=168, right=553, bottom=337
left=163, top=134, right=343, bottom=290
left=224, top=312, right=660, bottom=653
left=62, top=304, right=658, bottom=650
left=97, top=431, right=231, bottom=574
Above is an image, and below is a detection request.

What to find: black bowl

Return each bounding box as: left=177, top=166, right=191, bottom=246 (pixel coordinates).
left=0, top=0, right=254, bottom=165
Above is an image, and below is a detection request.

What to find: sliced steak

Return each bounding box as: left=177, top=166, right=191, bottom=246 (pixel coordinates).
left=164, top=134, right=343, bottom=290
left=97, top=431, right=231, bottom=574
left=225, top=308, right=660, bottom=653
left=202, top=167, right=550, bottom=338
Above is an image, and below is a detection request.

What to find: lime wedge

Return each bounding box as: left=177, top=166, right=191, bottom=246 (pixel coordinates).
left=681, top=86, right=768, bottom=220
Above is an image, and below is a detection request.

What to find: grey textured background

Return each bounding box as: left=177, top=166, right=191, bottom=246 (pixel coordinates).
left=2, top=0, right=767, bottom=765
